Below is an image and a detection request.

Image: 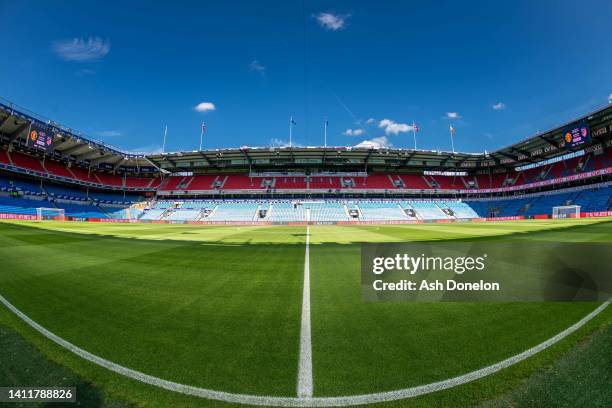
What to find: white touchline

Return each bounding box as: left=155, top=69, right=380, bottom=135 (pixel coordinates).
left=0, top=293, right=609, bottom=407
left=297, top=225, right=313, bottom=398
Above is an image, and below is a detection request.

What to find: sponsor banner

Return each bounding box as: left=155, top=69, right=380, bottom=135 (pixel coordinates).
left=362, top=241, right=611, bottom=302
left=458, top=167, right=612, bottom=194
left=189, top=221, right=268, bottom=225
left=485, top=216, right=525, bottom=221
left=337, top=220, right=422, bottom=225
left=0, top=213, right=37, bottom=220
left=92, top=218, right=133, bottom=223
left=581, top=211, right=612, bottom=218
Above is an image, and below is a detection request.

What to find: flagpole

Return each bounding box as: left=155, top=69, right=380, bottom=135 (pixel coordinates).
left=412, top=121, right=417, bottom=150
left=199, top=122, right=204, bottom=151
left=324, top=116, right=328, bottom=147
left=450, top=125, right=455, bottom=153
left=289, top=116, right=293, bottom=148
left=162, top=125, right=168, bottom=153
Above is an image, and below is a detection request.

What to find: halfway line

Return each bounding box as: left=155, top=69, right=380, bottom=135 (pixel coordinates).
left=297, top=225, right=313, bottom=398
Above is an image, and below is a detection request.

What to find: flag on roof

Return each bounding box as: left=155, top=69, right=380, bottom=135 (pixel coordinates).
left=449, top=125, right=455, bottom=136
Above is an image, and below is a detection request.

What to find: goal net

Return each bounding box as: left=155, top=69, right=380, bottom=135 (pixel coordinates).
left=36, top=207, right=65, bottom=221
left=552, top=205, right=581, bottom=219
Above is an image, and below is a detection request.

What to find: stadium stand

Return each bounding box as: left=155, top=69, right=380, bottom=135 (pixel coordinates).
left=358, top=201, right=409, bottom=221
left=466, top=185, right=612, bottom=218
left=9, top=151, right=45, bottom=173
left=207, top=202, right=259, bottom=221
left=268, top=202, right=305, bottom=221
left=404, top=201, right=451, bottom=220
left=0, top=99, right=611, bottom=223
left=309, top=202, right=348, bottom=222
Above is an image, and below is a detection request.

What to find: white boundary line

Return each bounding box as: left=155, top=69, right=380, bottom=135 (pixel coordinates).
left=297, top=225, right=313, bottom=398
left=0, top=294, right=609, bottom=407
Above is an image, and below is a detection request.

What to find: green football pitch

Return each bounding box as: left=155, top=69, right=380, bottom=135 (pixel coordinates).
left=0, top=219, right=610, bottom=407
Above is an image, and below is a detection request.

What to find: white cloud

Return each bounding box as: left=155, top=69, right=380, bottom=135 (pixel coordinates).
left=492, top=102, right=506, bottom=110
left=95, top=130, right=122, bottom=138
left=343, top=128, right=364, bottom=136
left=51, top=37, right=110, bottom=62
left=355, top=136, right=392, bottom=149
left=608, top=93, right=612, bottom=102
left=315, top=12, right=349, bottom=31
left=194, top=102, right=216, bottom=113
left=366, top=118, right=375, bottom=124
left=270, top=138, right=291, bottom=147
left=378, top=119, right=413, bottom=135
left=249, top=60, right=265, bottom=75
left=446, top=112, right=461, bottom=119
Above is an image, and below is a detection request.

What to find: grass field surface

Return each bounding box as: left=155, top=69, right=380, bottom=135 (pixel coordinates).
left=0, top=218, right=610, bottom=407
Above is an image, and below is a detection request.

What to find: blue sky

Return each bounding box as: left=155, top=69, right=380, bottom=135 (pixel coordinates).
left=1, top=0, right=611, bottom=154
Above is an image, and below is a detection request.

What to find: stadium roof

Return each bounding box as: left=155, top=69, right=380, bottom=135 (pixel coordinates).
left=148, top=103, right=612, bottom=173
left=0, top=99, right=156, bottom=172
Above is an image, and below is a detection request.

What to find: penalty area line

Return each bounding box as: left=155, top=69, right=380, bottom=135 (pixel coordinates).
left=297, top=225, right=313, bottom=398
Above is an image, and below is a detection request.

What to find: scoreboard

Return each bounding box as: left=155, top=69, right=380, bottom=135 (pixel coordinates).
left=561, top=119, right=590, bottom=149
left=27, top=122, right=55, bottom=152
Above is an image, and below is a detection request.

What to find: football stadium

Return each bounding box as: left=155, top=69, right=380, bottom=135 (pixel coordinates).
left=1, top=2, right=612, bottom=407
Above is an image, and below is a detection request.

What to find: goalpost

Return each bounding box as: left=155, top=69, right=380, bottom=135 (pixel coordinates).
left=552, top=205, right=581, bottom=219
left=36, top=207, right=65, bottom=221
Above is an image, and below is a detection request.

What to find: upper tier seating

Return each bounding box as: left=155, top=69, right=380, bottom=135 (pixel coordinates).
left=274, top=176, right=307, bottom=189
left=0, top=150, right=155, bottom=190
left=398, top=174, right=430, bottom=189
left=309, top=176, right=342, bottom=190
left=68, top=166, right=99, bottom=183
left=431, top=176, right=463, bottom=189
left=9, top=151, right=45, bottom=173
left=354, top=174, right=394, bottom=189
left=95, top=172, right=123, bottom=186
left=222, top=175, right=261, bottom=190
left=44, top=159, right=74, bottom=179
left=187, top=175, right=219, bottom=190
left=0, top=149, right=11, bottom=165
left=125, top=177, right=158, bottom=188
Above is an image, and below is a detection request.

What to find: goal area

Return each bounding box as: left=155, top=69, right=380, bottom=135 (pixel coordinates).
left=36, top=207, right=65, bottom=221
left=552, top=205, right=581, bottom=219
